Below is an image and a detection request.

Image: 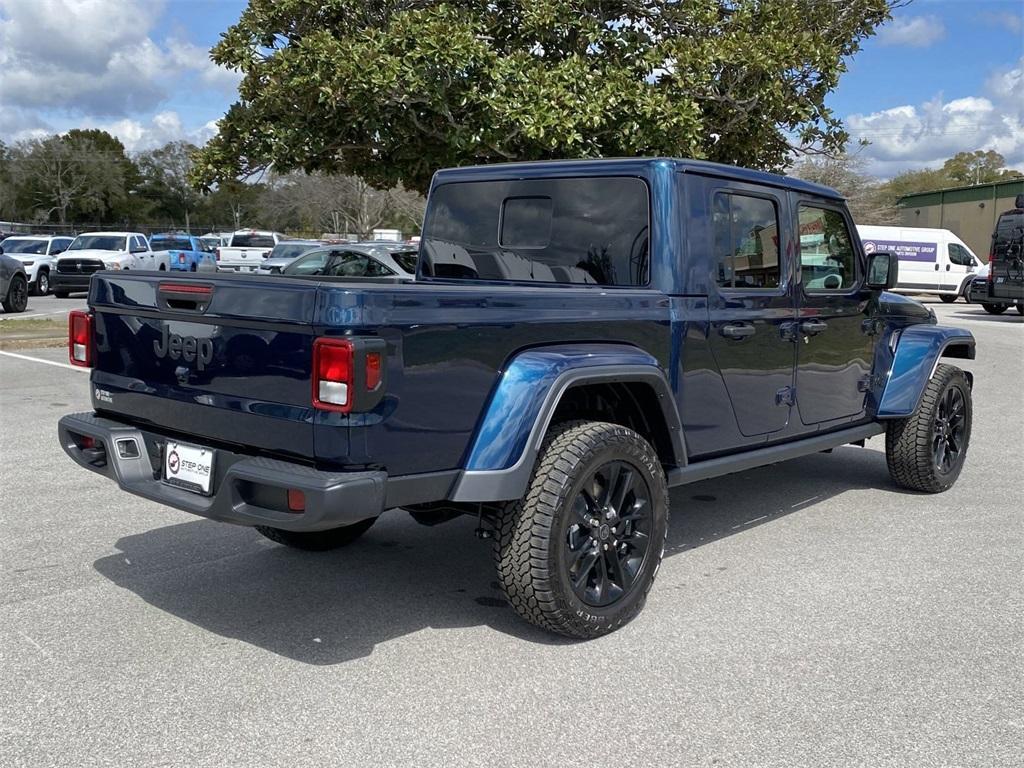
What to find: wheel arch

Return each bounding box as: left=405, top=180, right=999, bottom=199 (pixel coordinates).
left=877, top=325, right=975, bottom=419
left=450, top=344, right=684, bottom=502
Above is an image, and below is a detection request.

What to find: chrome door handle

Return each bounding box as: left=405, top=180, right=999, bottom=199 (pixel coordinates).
left=720, top=323, right=756, bottom=339
left=801, top=319, right=829, bottom=336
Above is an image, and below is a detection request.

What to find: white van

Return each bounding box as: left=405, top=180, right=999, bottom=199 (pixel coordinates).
left=857, top=225, right=984, bottom=303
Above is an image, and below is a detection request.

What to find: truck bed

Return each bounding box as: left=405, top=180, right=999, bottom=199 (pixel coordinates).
left=88, top=271, right=671, bottom=477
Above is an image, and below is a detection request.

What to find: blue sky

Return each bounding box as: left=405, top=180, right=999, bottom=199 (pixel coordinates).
left=1, top=0, right=1022, bottom=178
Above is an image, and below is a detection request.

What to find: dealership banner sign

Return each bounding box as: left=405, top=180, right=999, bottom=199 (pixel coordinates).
left=862, top=240, right=937, bottom=263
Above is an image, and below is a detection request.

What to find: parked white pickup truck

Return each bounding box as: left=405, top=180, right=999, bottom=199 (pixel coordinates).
left=216, top=230, right=286, bottom=272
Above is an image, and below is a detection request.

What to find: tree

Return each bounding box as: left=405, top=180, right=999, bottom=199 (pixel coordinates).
left=790, top=153, right=897, bottom=224
left=941, top=150, right=1020, bottom=186
left=136, top=142, right=203, bottom=229
left=9, top=135, right=127, bottom=225
left=62, top=129, right=137, bottom=220
left=193, top=0, right=902, bottom=193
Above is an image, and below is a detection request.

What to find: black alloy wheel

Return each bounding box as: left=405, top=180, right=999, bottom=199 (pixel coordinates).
left=932, top=385, right=967, bottom=475
left=564, top=460, right=654, bottom=607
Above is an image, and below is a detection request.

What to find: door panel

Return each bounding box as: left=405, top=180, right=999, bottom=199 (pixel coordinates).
left=793, top=198, right=876, bottom=426
left=701, top=177, right=796, bottom=438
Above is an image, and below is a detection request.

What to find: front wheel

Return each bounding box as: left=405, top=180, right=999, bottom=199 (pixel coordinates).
left=886, top=364, right=972, bottom=493
left=982, top=303, right=1007, bottom=315
left=939, top=294, right=957, bottom=304
left=255, top=517, right=377, bottom=551
left=1017, top=304, right=1023, bottom=316
left=33, top=270, right=50, bottom=296
left=2, top=274, right=28, bottom=313
left=493, top=421, right=669, bottom=639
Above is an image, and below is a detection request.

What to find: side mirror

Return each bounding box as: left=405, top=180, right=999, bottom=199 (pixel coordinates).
left=866, top=251, right=898, bottom=291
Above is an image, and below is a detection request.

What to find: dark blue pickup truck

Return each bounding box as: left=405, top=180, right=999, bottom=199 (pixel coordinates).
left=59, top=159, right=976, bottom=638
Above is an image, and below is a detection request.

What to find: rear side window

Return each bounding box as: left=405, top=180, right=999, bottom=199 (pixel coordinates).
left=799, top=207, right=857, bottom=291
left=420, top=177, right=649, bottom=286
left=232, top=233, right=276, bottom=248
left=712, top=193, right=781, bottom=289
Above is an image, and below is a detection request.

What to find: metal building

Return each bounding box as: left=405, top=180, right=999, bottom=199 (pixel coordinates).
left=899, top=178, right=1024, bottom=261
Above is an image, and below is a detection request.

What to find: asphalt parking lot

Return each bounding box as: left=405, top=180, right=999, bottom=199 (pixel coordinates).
left=0, top=292, right=89, bottom=322
left=0, top=300, right=1020, bottom=767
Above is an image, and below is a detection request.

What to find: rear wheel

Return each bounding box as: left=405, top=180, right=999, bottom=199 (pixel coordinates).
left=886, top=364, right=972, bottom=493
left=2, top=274, right=28, bottom=313
left=255, top=517, right=377, bottom=551
left=1017, top=304, right=1023, bottom=316
left=54, top=290, right=70, bottom=299
left=493, top=420, right=669, bottom=639
left=939, top=294, right=956, bottom=303
left=981, top=303, right=1007, bottom=315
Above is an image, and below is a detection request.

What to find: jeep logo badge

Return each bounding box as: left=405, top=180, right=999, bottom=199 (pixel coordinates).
left=153, top=326, right=214, bottom=371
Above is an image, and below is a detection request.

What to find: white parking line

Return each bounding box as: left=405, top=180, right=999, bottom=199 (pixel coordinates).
left=0, top=350, right=86, bottom=372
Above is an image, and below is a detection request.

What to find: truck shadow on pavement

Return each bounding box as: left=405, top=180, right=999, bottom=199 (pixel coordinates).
left=93, top=445, right=900, bottom=664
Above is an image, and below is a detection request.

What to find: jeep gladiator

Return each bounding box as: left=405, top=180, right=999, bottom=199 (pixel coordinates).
left=58, top=159, right=976, bottom=638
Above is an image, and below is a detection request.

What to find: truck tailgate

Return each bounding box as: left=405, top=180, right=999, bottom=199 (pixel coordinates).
left=88, top=272, right=318, bottom=460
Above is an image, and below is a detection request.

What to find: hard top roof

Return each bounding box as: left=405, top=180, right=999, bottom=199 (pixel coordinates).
left=431, top=157, right=841, bottom=200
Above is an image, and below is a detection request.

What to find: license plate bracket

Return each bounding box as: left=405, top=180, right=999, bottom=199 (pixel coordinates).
left=163, top=441, right=215, bottom=495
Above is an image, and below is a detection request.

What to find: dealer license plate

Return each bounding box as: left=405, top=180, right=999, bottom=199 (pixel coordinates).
left=163, top=441, right=215, bottom=495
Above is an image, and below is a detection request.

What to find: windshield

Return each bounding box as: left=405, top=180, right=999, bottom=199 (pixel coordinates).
left=68, top=235, right=126, bottom=252
left=1, top=238, right=48, bottom=254
left=391, top=249, right=419, bottom=273
left=270, top=243, right=317, bottom=260
left=151, top=238, right=193, bottom=252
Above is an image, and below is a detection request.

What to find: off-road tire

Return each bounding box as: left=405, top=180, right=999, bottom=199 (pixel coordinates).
left=492, top=420, right=669, bottom=639
left=886, top=363, right=972, bottom=493
left=981, top=303, right=1007, bottom=315
left=255, top=517, right=377, bottom=551
left=939, top=294, right=956, bottom=304
left=2, top=274, right=28, bottom=313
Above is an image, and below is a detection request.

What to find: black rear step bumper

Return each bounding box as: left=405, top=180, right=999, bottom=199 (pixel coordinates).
left=58, top=412, right=387, bottom=531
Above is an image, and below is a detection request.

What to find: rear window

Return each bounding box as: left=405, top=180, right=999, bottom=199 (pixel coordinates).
left=992, top=212, right=1023, bottom=260
left=231, top=233, right=276, bottom=248
left=391, top=249, right=419, bottom=273
left=151, top=238, right=193, bottom=252
left=420, top=177, right=650, bottom=286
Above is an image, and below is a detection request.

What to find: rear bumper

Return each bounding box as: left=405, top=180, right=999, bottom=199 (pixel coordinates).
left=58, top=412, right=387, bottom=531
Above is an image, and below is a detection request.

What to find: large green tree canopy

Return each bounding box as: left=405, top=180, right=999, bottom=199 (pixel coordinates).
left=194, top=0, right=899, bottom=193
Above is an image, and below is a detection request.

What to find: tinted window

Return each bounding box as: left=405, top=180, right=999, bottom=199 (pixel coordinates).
left=713, top=193, right=780, bottom=289
left=231, top=233, right=276, bottom=248
left=947, top=243, right=974, bottom=266
left=324, top=252, right=395, bottom=277
left=1, top=238, right=48, bottom=254
left=799, top=207, right=857, bottom=291
left=391, top=249, right=419, bottom=273
left=68, top=235, right=127, bottom=251
left=420, top=177, right=649, bottom=286
left=992, top=212, right=1023, bottom=262
left=151, top=238, right=193, bottom=251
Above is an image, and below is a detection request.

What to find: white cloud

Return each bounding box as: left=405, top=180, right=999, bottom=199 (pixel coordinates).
left=980, top=10, right=1023, bottom=34
left=846, top=58, right=1024, bottom=177
left=0, top=0, right=238, bottom=147
left=876, top=15, right=946, bottom=48
left=76, top=111, right=221, bottom=152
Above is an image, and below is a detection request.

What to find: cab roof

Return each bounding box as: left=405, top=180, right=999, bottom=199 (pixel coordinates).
left=431, top=158, right=842, bottom=200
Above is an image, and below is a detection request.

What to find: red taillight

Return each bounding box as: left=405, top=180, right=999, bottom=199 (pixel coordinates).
left=286, top=489, right=306, bottom=512
left=159, top=282, right=213, bottom=296
left=215, top=247, right=221, bottom=261
left=178, top=253, right=185, bottom=264
left=69, top=310, right=92, bottom=367
left=79, top=435, right=95, bottom=449
left=312, top=338, right=354, bottom=412
left=365, top=351, right=382, bottom=390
